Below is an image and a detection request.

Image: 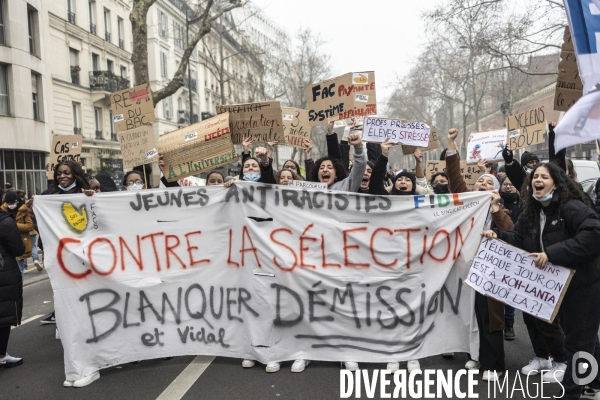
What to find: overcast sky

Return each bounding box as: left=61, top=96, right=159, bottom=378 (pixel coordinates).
left=250, top=0, right=432, bottom=106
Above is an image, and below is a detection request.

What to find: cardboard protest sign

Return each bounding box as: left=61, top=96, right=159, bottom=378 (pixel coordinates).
left=466, top=129, right=506, bottom=164
left=118, top=126, right=159, bottom=168
left=401, top=125, right=439, bottom=154
left=288, top=180, right=328, bottom=190
left=306, top=72, right=377, bottom=127
left=506, top=107, right=548, bottom=150
left=282, top=107, right=311, bottom=149
left=35, top=185, right=490, bottom=381
left=110, top=84, right=156, bottom=132
left=554, top=26, right=583, bottom=112
left=467, top=238, right=574, bottom=322
left=425, top=160, right=479, bottom=190
left=158, top=113, right=236, bottom=182
left=216, top=101, right=283, bottom=144
left=47, top=135, right=83, bottom=180
left=363, top=118, right=430, bottom=147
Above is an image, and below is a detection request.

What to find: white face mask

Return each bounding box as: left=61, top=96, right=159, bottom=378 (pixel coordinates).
left=127, top=183, right=144, bottom=191
left=7, top=203, right=17, bottom=210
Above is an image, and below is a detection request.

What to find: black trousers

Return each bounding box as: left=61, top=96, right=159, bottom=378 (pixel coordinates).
left=0, top=326, right=10, bottom=355
left=523, top=312, right=567, bottom=362
left=475, top=292, right=505, bottom=371
left=560, top=280, right=600, bottom=399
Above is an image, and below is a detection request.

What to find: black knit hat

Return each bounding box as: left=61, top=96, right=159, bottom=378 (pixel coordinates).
left=391, top=171, right=417, bottom=195
left=521, top=151, right=539, bottom=166
left=3, top=191, right=19, bottom=204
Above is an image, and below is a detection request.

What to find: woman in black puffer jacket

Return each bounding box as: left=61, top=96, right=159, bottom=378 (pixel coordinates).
left=0, top=209, right=25, bottom=369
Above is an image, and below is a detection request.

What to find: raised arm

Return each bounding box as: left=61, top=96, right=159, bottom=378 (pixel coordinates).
left=446, top=128, right=469, bottom=193
left=369, top=138, right=393, bottom=195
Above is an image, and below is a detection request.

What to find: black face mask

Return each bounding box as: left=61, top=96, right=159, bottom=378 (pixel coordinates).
left=500, top=192, right=519, bottom=203
left=433, top=183, right=450, bottom=194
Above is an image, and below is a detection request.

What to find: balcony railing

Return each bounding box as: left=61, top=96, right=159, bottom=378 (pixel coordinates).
left=89, top=70, right=130, bottom=92
left=105, top=31, right=111, bottom=42
left=95, top=130, right=103, bottom=140
left=90, top=23, right=96, bottom=35
left=73, top=127, right=82, bottom=135
left=119, top=39, right=124, bottom=49
left=67, top=12, right=76, bottom=24
left=111, top=133, right=118, bottom=141
left=70, top=67, right=80, bottom=85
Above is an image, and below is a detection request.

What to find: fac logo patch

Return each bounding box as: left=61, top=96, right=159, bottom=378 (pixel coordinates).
left=62, top=203, right=88, bottom=233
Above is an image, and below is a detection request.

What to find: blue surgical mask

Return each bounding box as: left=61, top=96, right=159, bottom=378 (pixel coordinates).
left=243, top=172, right=261, bottom=182
left=58, top=181, right=77, bottom=192
left=525, top=167, right=533, bottom=174
left=532, top=189, right=554, bottom=203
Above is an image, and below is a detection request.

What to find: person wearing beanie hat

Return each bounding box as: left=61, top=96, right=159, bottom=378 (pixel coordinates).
left=497, top=165, right=506, bottom=181
left=391, top=171, right=417, bottom=195
left=520, top=151, right=539, bottom=172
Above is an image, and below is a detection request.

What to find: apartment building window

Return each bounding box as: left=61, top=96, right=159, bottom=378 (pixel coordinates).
left=158, top=10, right=168, bottom=38
left=161, top=51, right=168, bottom=78
left=88, top=1, right=96, bottom=34
left=28, top=7, right=37, bottom=55
left=117, top=18, right=124, bottom=49
left=107, top=59, right=113, bottom=73
left=103, top=9, right=110, bottom=42
left=0, top=64, right=8, bottom=115
left=163, top=96, right=172, bottom=120
left=72, top=102, right=81, bottom=134
left=67, top=0, right=76, bottom=24
left=174, top=22, right=183, bottom=49
left=69, top=48, right=79, bottom=84
left=32, top=74, right=39, bottom=120
left=0, top=0, right=5, bottom=45
left=120, top=66, right=126, bottom=78
left=92, top=53, right=100, bottom=71
left=109, top=110, right=116, bottom=140
left=94, top=107, right=102, bottom=139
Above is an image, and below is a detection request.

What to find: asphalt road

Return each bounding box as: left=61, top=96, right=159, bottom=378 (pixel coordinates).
left=0, top=270, right=569, bottom=400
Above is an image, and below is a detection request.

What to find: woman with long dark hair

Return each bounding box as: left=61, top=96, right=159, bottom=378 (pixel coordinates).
left=483, top=163, right=600, bottom=398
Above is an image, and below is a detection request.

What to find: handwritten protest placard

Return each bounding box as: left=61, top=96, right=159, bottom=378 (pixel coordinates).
left=466, top=129, right=506, bottom=164
left=47, top=135, right=83, bottom=180
left=118, top=126, right=159, bottom=168
left=426, top=160, right=479, bottom=190
left=306, top=72, right=377, bottom=127
left=288, top=180, right=328, bottom=190
left=363, top=118, right=430, bottom=147
left=158, top=113, right=236, bottom=182
left=401, top=125, right=439, bottom=154
left=466, top=238, right=574, bottom=322
left=110, top=84, right=156, bottom=132
left=216, top=101, right=283, bottom=144
left=555, top=26, right=583, bottom=112
left=282, top=107, right=311, bottom=149
left=507, top=107, right=548, bottom=150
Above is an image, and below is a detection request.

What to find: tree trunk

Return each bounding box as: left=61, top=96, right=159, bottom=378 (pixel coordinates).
left=130, top=0, right=156, bottom=86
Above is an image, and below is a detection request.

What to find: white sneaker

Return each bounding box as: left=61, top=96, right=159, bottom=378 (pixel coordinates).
left=542, top=362, right=567, bottom=383
left=73, top=371, right=100, bottom=387
left=265, top=362, right=280, bottom=373
left=465, top=360, right=480, bottom=370
left=386, top=362, right=399, bottom=372
left=0, top=354, right=23, bottom=369
left=344, top=361, right=359, bottom=371
left=34, top=260, right=43, bottom=271
left=407, top=360, right=421, bottom=373
left=291, top=359, right=310, bottom=373
left=241, top=359, right=255, bottom=368
left=63, top=380, right=74, bottom=387
left=55, top=328, right=60, bottom=340
left=482, top=370, right=503, bottom=381
left=521, top=357, right=552, bottom=375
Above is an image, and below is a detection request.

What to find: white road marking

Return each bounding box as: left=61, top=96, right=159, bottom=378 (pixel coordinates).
left=12, top=314, right=44, bottom=329
left=156, top=355, right=215, bottom=400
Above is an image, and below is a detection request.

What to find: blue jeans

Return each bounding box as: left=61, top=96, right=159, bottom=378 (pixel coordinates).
left=504, top=305, right=515, bottom=321
left=17, top=258, right=27, bottom=281
left=30, top=234, right=38, bottom=261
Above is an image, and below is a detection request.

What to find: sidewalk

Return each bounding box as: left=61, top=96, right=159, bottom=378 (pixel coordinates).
left=23, top=258, right=49, bottom=287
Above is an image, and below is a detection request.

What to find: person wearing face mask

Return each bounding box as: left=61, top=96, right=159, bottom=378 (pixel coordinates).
left=430, top=172, right=450, bottom=194
left=1, top=191, right=33, bottom=281
left=446, top=128, right=514, bottom=382
left=123, top=171, right=146, bottom=191
left=499, top=177, right=522, bottom=223
left=483, top=163, right=600, bottom=398
left=239, top=138, right=276, bottom=184
left=275, top=168, right=303, bottom=186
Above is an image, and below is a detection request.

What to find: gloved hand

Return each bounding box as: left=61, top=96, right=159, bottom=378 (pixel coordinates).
left=502, top=145, right=513, bottom=164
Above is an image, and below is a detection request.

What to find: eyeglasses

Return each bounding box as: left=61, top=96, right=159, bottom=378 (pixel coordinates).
left=502, top=183, right=514, bottom=188
left=125, top=179, right=143, bottom=187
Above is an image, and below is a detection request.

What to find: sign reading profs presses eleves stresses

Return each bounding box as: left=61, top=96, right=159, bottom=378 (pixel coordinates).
left=467, top=238, right=574, bottom=323
left=507, top=107, right=548, bottom=150
left=110, top=84, right=157, bottom=132
left=158, top=113, right=236, bottom=182
left=216, top=101, right=284, bottom=144
left=47, top=135, right=83, bottom=180
left=363, top=118, right=431, bottom=147
left=306, top=72, right=377, bottom=126
left=401, top=125, right=439, bottom=155
left=282, top=107, right=311, bottom=149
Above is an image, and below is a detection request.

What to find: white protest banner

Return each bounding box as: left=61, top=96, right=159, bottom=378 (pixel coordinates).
left=48, top=135, right=83, bottom=180
left=288, top=180, right=328, bottom=190
left=35, top=186, right=490, bottom=382
left=466, top=238, right=574, bottom=323
left=466, top=129, right=506, bottom=164
left=363, top=118, right=430, bottom=147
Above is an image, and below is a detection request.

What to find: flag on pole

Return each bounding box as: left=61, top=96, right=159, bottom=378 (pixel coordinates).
left=554, top=84, right=600, bottom=151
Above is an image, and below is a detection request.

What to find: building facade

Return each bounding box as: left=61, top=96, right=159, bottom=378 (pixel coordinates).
left=0, top=0, right=50, bottom=195
left=45, top=0, right=133, bottom=184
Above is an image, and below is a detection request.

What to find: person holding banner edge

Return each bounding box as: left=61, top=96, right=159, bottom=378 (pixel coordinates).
left=482, top=162, right=600, bottom=398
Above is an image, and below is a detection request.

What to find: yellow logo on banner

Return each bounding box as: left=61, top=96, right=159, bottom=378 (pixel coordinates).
left=62, top=203, right=88, bottom=233
left=352, top=73, right=368, bottom=84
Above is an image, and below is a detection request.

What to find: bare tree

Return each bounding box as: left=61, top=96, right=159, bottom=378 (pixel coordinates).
left=130, top=0, right=244, bottom=104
